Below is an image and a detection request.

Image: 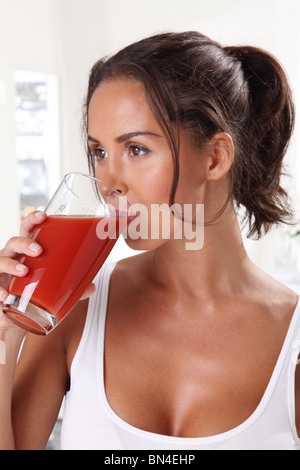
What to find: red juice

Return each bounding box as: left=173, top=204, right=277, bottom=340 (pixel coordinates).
left=8, top=215, right=123, bottom=323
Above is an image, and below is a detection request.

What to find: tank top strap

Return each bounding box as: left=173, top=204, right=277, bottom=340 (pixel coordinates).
left=257, top=297, right=300, bottom=447
left=87, top=260, right=117, bottom=330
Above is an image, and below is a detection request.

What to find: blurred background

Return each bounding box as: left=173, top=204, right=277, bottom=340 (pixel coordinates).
left=0, top=0, right=300, bottom=288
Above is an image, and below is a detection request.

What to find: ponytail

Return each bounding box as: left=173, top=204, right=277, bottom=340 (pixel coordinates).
left=224, top=45, right=295, bottom=238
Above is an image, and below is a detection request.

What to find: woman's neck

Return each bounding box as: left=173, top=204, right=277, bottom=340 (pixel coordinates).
left=148, top=207, right=252, bottom=300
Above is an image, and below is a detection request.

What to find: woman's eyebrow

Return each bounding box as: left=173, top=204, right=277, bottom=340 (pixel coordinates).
left=88, top=135, right=100, bottom=144
left=87, top=131, right=163, bottom=145
left=115, top=131, right=163, bottom=143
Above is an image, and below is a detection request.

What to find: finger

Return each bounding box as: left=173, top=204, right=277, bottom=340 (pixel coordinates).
left=2, top=236, right=42, bottom=259
left=0, top=258, right=29, bottom=302
left=0, top=256, right=29, bottom=277
left=19, top=211, right=47, bottom=238
left=79, top=283, right=96, bottom=300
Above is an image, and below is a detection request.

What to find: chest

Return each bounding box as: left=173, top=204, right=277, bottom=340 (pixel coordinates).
left=104, top=296, right=288, bottom=438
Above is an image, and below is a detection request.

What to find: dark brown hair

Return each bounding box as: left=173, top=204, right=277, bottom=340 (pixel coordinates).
left=84, top=31, right=295, bottom=238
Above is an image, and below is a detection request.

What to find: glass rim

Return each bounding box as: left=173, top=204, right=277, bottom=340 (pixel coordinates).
left=44, top=171, right=130, bottom=216
left=64, top=172, right=125, bottom=198
left=64, top=172, right=130, bottom=209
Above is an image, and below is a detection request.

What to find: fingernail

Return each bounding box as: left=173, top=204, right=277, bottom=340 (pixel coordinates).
left=29, top=242, right=41, bottom=253
left=34, top=211, right=44, bottom=217
left=15, top=264, right=27, bottom=273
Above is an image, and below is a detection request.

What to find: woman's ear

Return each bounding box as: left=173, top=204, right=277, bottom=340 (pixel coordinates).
left=206, top=133, right=234, bottom=181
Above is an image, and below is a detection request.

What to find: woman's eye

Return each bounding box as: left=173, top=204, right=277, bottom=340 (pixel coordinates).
left=90, top=148, right=107, bottom=160
left=128, top=145, right=149, bottom=157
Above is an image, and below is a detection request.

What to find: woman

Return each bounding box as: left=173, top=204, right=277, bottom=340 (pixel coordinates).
left=0, top=31, right=299, bottom=450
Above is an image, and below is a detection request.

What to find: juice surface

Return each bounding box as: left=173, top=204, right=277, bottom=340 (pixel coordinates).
left=8, top=216, right=121, bottom=321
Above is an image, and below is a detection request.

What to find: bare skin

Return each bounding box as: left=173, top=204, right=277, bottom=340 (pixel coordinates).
left=0, top=78, right=299, bottom=449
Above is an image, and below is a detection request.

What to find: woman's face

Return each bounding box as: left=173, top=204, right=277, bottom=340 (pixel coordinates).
left=87, top=78, right=208, bottom=250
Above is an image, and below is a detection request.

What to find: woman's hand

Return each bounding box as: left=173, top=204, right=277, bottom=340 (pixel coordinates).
left=0, top=211, right=96, bottom=330
left=0, top=211, right=46, bottom=330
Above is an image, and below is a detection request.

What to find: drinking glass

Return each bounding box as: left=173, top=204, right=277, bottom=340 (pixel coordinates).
left=3, top=172, right=129, bottom=335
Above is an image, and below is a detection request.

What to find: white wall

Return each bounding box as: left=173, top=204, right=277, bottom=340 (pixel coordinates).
left=0, top=0, right=63, bottom=245
left=0, top=0, right=299, bottom=273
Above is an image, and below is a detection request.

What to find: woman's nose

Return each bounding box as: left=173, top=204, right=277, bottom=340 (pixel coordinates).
left=96, top=157, right=129, bottom=197
left=96, top=173, right=129, bottom=215
left=98, top=180, right=128, bottom=197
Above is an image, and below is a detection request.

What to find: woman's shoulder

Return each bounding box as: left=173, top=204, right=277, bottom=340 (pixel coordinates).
left=249, top=263, right=299, bottom=322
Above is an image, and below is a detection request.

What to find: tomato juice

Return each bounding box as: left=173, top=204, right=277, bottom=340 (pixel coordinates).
left=8, top=215, right=123, bottom=323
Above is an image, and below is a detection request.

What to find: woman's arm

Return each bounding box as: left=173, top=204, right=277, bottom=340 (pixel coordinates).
left=0, top=292, right=89, bottom=450
left=0, top=211, right=92, bottom=449
left=0, top=324, right=68, bottom=450
left=11, top=323, right=69, bottom=450
left=0, top=211, right=68, bottom=449
left=0, top=325, right=26, bottom=450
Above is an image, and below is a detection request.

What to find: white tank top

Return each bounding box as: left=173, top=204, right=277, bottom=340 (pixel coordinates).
left=60, top=262, right=300, bottom=450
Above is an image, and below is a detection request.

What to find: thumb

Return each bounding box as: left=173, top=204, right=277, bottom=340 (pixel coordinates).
left=79, top=283, right=96, bottom=301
